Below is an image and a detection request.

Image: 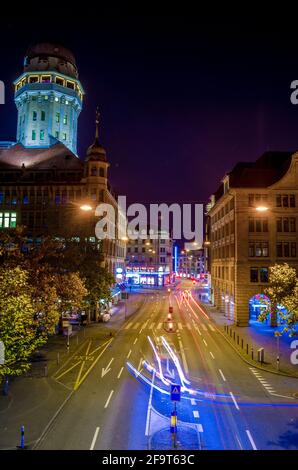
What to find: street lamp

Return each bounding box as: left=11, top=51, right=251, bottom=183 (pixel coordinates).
left=80, top=204, right=93, bottom=212
left=255, top=206, right=269, bottom=212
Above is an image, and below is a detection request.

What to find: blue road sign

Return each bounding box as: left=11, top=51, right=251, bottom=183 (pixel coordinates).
left=171, top=384, right=181, bottom=401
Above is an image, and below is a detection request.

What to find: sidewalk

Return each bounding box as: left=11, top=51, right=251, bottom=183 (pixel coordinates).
left=197, top=296, right=298, bottom=378
left=0, top=292, right=145, bottom=450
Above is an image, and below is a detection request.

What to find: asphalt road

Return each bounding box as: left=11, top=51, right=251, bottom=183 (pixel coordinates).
left=35, top=282, right=298, bottom=450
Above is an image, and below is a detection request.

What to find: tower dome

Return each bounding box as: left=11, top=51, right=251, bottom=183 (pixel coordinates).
left=24, top=43, right=78, bottom=79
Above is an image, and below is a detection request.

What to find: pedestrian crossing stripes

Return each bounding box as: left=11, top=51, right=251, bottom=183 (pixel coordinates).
left=124, top=322, right=133, bottom=330
left=132, top=322, right=140, bottom=330
left=249, top=368, right=277, bottom=394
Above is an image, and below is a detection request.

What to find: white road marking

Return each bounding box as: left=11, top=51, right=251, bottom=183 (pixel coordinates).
left=219, top=369, right=226, bottom=382
left=193, top=410, right=200, bottom=418
left=149, top=323, right=155, bottom=329
left=210, top=351, right=215, bottom=359
left=145, top=371, right=156, bottom=436
left=229, top=391, right=240, bottom=410
left=203, top=339, right=208, bottom=347
left=196, top=327, right=202, bottom=336
left=208, top=324, right=216, bottom=332
left=117, top=367, right=124, bottom=379
left=124, top=322, right=133, bottom=330
left=178, top=339, right=189, bottom=374
left=137, top=357, right=143, bottom=371
left=104, top=390, right=114, bottom=409
left=133, top=322, right=140, bottom=330
left=127, top=349, right=132, bottom=359
left=190, top=398, right=196, bottom=406
left=90, top=427, right=100, bottom=450
left=101, top=357, right=114, bottom=378
left=133, top=338, right=138, bottom=345
left=197, top=424, right=204, bottom=433
left=246, top=430, right=257, bottom=450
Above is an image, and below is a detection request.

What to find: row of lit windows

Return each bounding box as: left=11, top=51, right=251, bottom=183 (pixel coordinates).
left=15, top=74, right=83, bottom=100
left=0, top=189, right=104, bottom=205
left=127, top=247, right=167, bottom=254
left=31, top=130, right=67, bottom=141
left=248, top=194, right=296, bottom=208
left=211, top=198, right=235, bottom=224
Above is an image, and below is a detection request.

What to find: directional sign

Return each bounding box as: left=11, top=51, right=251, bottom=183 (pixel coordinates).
left=171, top=384, right=181, bottom=401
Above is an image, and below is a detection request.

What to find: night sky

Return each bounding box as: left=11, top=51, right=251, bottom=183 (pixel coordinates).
left=1, top=14, right=298, bottom=206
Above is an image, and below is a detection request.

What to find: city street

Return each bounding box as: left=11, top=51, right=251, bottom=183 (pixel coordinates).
left=30, top=281, right=298, bottom=450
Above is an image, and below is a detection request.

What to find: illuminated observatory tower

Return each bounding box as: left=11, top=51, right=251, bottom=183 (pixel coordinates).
left=14, top=43, right=84, bottom=154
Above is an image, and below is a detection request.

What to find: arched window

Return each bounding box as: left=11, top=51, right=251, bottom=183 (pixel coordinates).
left=99, top=167, right=105, bottom=177
left=91, top=166, right=97, bottom=176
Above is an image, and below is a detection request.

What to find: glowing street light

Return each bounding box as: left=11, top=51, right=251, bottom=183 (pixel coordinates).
left=80, top=204, right=93, bottom=212
left=255, top=206, right=269, bottom=212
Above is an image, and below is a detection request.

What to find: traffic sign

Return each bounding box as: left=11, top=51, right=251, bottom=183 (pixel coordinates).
left=171, top=384, right=181, bottom=401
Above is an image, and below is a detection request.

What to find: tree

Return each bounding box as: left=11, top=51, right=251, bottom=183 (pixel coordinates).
left=0, top=266, right=46, bottom=379
left=261, top=263, right=298, bottom=336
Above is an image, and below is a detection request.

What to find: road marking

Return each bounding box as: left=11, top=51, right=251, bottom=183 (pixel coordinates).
left=125, top=322, right=133, bottom=330
left=203, top=339, right=208, bottom=347
left=133, top=322, right=140, bottom=330
left=149, top=323, right=155, bottom=329
left=219, top=369, right=226, bottom=382
left=133, top=337, right=138, bottom=345
left=193, top=410, right=200, bottom=418
left=197, top=424, right=203, bottom=433
left=201, top=324, right=208, bottom=331
left=196, top=327, right=202, bottom=336
left=229, top=391, right=240, bottom=410
left=246, top=430, right=257, bottom=450
left=127, top=349, right=132, bottom=359
left=191, top=398, right=196, bottom=406
left=157, top=323, right=162, bottom=330
left=117, top=367, right=124, bottom=379
left=178, top=339, right=189, bottom=374
left=137, top=357, right=143, bottom=371
left=90, top=427, right=100, bottom=450
left=178, top=322, right=183, bottom=330
left=145, top=371, right=156, bottom=436
left=210, top=351, right=215, bottom=359
left=101, top=357, right=114, bottom=378
left=104, top=390, right=114, bottom=409
left=208, top=324, right=216, bottom=332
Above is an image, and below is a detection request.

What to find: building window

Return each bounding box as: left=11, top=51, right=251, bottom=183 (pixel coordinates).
left=276, top=194, right=296, bottom=208
left=259, top=268, right=269, bottom=283
left=249, top=218, right=268, bottom=232
left=29, top=76, right=39, bottom=84
left=63, top=115, right=68, bottom=125
left=0, top=211, right=17, bottom=229
left=40, top=130, right=45, bottom=141
left=160, top=257, right=166, bottom=263
left=248, top=194, right=268, bottom=207
left=99, top=168, right=105, bottom=177
left=32, top=130, right=36, bottom=141
left=248, top=241, right=269, bottom=257
left=41, top=110, right=45, bottom=121
left=63, top=133, right=67, bottom=140
left=250, top=268, right=259, bottom=283
left=55, top=77, right=64, bottom=86
left=276, top=217, right=296, bottom=233
left=66, top=80, right=75, bottom=90
left=55, top=131, right=59, bottom=139
left=41, top=75, right=51, bottom=83
left=56, top=112, right=60, bottom=123
left=276, top=241, right=297, bottom=258
left=32, top=111, right=37, bottom=121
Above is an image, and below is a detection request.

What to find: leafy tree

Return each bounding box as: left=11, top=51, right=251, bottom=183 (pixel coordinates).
left=259, top=263, right=298, bottom=336
left=0, top=267, right=45, bottom=378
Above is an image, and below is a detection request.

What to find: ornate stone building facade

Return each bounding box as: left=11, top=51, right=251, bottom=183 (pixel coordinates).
left=207, top=151, right=298, bottom=326
left=0, top=43, right=126, bottom=277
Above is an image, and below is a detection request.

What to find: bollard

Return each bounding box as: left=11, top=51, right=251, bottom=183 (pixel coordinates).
left=20, top=425, right=25, bottom=449
left=246, top=343, right=249, bottom=354
left=237, top=335, right=239, bottom=345
left=276, top=356, right=280, bottom=371
left=241, top=338, right=244, bottom=349
left=251, top=347, right=254, bottom=361
left=233, top=331, right=236, bottom=341
left=57, top=352, right=60, bottom=365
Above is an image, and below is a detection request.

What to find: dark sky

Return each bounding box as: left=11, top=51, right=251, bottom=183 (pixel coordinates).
left=0, top=14, right=298, bottom=205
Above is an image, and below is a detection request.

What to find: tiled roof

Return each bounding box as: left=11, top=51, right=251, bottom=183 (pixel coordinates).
left=0, top=142, right=83, bottom=170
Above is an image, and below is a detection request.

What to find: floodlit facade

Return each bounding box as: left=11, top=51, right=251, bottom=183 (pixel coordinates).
left=207, top=151, right=298, bottom=326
